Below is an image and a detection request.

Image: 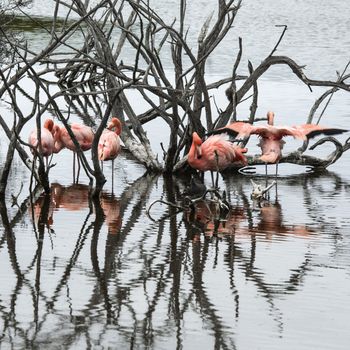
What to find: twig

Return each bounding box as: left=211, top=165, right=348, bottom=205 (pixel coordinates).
left=146, top=199, right=184, bottom=221
left=269, top=25, right=288, bottom=57
left=11, top=183, right=23, bottom=208
left=315, top=62, right=350, bottom=124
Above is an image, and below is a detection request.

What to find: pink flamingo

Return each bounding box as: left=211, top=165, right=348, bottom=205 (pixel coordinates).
left=28, top=118, right=55, bottom=169
left=188, top=132, right=248, bottom=187
left=98, top=117, right=122, bottom=187
left=211, top=111, right=347, bottom=175
left=59, top=123, right=94, bottom=182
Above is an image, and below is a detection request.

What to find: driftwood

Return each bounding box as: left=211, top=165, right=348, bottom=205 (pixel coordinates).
left=250, top=179, right=276, bottom=200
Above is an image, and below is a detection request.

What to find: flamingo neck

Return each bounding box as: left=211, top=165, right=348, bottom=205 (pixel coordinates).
left=267, top=111, right=275, bottom=126
left=189, top=139, right=202, bottom=161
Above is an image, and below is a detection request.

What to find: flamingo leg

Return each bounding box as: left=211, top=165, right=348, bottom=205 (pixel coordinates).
left=49, top=154, right=54, bottom=166
left=30, top=154, right=37, bottom=193
left=76, top=155, right=81, bottom=183
left=264, top=163, right=269, bottom=199
left=112, top=159, right=114, bottom=193
left=275, top=179, right=278, bottom=199
left=275, top=162, right=279, bottom=178
left=72, top=152, right=76, bottom=183
left=214, top=150, right=220, bottom=189
left=210, top=171, right=215, bottom=189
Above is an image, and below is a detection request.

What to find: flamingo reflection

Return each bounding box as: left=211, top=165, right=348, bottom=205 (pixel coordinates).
left=184, top=197, right=313, bottom=240
left=51, top=183, right=90, bottom=211
left=184, top=200, right=247, bottom=240
left=256, top=199, right=313, bottom=238
left=31, top=183, right=122, bottom=235
left=30, top=192, right=55, bottom=232
left=100, top=193, right=122, bottom=235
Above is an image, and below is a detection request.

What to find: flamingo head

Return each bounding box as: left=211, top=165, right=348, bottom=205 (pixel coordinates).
left=267, top=111, right=275, bottom=126
left=192, top=132, right=203, bottom=158
left=44, top=118, right=54, bottom=131
left=108, top=117, right=122, bottom=135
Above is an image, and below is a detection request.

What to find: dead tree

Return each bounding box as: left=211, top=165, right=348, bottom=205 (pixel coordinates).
left=1, top=0, right=350, bottom=197
left=50, top=0, right=350, bottom=172
left=44, top=0, right=245, bottom=172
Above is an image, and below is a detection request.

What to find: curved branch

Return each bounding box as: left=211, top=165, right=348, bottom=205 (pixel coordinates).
left=236, top=56, right=350, bottom=103
left=223, top=136, right=349, bottom=173
left=309, top=136, right=344, bottom=166
left=308, top=73, right=350, bottom=124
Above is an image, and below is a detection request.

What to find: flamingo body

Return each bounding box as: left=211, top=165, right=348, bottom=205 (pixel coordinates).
left=98, top=130, right=121, bottom=161
left=60, top=123, right=94, bottom=151
left=188, top=132, right=248, bottom=172
left=258, top=138, right=285, bottom=163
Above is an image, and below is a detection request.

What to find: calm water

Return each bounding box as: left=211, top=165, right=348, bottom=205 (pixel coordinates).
left=1, top=1, right=350, bottom=349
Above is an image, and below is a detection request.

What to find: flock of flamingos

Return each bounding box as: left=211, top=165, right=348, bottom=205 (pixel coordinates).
left=28, top=117, right=122, bottom=179
left=29, top=112, right=347, bottom=186
left=188, top=111, right=347, bottom=182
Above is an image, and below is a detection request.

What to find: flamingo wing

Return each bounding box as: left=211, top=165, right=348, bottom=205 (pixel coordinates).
left=207, top=121, right=255, bottom=139
left=294, top=124, right=348, bottom=139
left=251, top=125, right=303, bottom=139
left=209, top=122, right=300, bottom=140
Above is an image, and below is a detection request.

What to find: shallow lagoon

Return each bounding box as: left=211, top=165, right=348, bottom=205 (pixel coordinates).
left=1, top=1, right=350, bottom=349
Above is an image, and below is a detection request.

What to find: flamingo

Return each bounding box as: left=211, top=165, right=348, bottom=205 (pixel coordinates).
left=28, top=118, right=55, bottom=169
left=59, top=122, right=94, bottom=182
left=210, top=111, right=347, bottom=175
left=98, top=117, right=122, bottom=188
left=187, top=132, right=248, bottom=188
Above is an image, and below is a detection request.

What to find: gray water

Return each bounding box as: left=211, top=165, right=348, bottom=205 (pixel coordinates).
left=1, top=1, right=350, bottom=349
left=18, top=0, right=350, bottom=79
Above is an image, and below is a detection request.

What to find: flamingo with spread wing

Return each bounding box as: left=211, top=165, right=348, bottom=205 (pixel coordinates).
left=209, top=111, right=347, bottom=175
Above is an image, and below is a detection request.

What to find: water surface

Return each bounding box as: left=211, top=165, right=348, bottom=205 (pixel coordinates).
left=1, top=1, right=350, bottom=349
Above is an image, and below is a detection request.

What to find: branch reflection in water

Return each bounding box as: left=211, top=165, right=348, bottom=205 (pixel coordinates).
left=0, top=171, right=349, bottom=348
